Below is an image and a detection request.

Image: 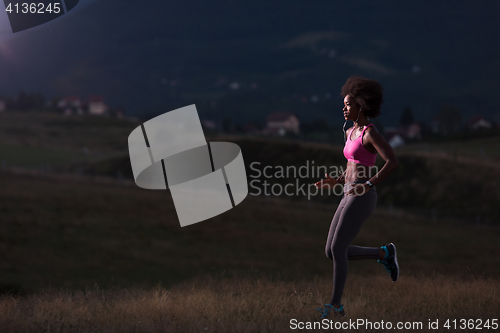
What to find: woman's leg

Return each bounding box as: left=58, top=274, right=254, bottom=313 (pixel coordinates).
left=348, top=245, right=381, bottom=260
left=328, top=189, right=377, bottom=305
left=325, top=194, right=347, bottom=260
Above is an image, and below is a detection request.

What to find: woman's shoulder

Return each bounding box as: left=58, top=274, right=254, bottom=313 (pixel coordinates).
left=364, top=124, right=382, bottom=140
left=365, top=123, right=380, bottom=133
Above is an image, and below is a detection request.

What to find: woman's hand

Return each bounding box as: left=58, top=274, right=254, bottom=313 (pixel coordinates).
left=346, top=183, right=370, bottom=196
left=314, top=173, right=338, bottom=189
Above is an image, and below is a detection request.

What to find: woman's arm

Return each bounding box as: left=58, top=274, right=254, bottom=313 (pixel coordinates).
left=365, top=126, right=399, bottom=186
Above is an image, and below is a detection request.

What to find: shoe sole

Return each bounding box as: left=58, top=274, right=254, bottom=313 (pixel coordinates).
left=335, top=311, right=346, bottom=318
left=389, top=242, right=399, bottom=282
left=331, top=308, right=346, bottom=318
left=320, top=305, right=347, bottom=319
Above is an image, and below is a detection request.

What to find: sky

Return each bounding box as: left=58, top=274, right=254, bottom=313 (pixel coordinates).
left=0, top=4, right=12, bottom=38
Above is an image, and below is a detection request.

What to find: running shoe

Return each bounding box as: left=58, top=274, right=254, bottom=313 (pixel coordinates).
left=316, top=304, right=346, bottom=318
left=377, top=243, right=399, bottom=282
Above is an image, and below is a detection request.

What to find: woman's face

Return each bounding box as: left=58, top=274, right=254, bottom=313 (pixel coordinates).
left=343, top=94, right=361, bottom=121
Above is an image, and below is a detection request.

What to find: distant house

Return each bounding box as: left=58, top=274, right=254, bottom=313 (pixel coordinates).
left=387, top=133, right=405, bottom=148
left=264, top=111, right=300, bottom=136
left=404, top=122, right=422, bottom=140
left=57, top=96, right=84, bottom=115
left=384, top=123, right=421, bottom=143
left=88, top=95, right=108, bottom=115
left=467, top=115, right=492, bottom=130
left=0, top=99, right=5, bottom=112
left=384, top=128, right=405, bottom=148
left=57, top=95, right=109, bottom=116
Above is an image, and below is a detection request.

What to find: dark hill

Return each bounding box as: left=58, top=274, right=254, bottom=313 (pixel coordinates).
left=1, top=0, right=499, bottom=126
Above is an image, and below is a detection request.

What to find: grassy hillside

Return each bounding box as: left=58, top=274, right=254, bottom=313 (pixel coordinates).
left=0, top=171, right=499, bottom=332
left=2, top=170, right=500, bottom=292
left=0, top=111, right=137, bottom=153
left=2, top=111, right=500, bottom=221
left=1, top=112, right=499, bottom=331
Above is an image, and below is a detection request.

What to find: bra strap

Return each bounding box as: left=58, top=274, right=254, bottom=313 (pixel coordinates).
left=348, top=127, right=355, bottom=141
left=360, top=124, right=373, bottom=145
left=361, top=123, right=373, bottom=134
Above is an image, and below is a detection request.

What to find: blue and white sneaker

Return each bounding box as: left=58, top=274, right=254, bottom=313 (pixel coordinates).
left=316, top=304, right=346, bottom=318
left=378, top=243, right=399, bottom=282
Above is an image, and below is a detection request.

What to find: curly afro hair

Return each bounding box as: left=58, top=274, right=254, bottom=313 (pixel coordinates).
left=341, top=76, right=384, bottom=118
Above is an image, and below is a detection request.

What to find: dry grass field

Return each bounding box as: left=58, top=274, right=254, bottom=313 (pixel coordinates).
left=1, top=274, right=498, bottom=333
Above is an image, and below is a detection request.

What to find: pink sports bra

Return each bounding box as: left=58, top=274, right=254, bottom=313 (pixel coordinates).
left=343, top=124, right=377, bottom=166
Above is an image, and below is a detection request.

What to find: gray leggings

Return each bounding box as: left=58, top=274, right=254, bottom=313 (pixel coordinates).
left=325, top=180, right=379, bottom=305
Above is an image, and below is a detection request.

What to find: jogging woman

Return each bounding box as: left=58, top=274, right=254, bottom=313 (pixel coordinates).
left=314, top=76, right=400, bottom=318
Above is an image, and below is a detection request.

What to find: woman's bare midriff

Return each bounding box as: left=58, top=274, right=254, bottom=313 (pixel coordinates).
left=344, top=161, right=376, bottom=183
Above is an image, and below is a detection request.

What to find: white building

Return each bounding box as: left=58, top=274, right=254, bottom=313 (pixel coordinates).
left=88, top=95, right=108, bottom=115
left=264, top=111, right=300, bottom=136
left=58, top=96, right=84, bottom=115
left=467, top=115, right=492, bottom=130
left=384, top=128, right=405, bottom=148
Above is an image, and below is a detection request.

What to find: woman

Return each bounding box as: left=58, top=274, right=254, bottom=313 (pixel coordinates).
left=314, top=76, right=400, bottom=318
